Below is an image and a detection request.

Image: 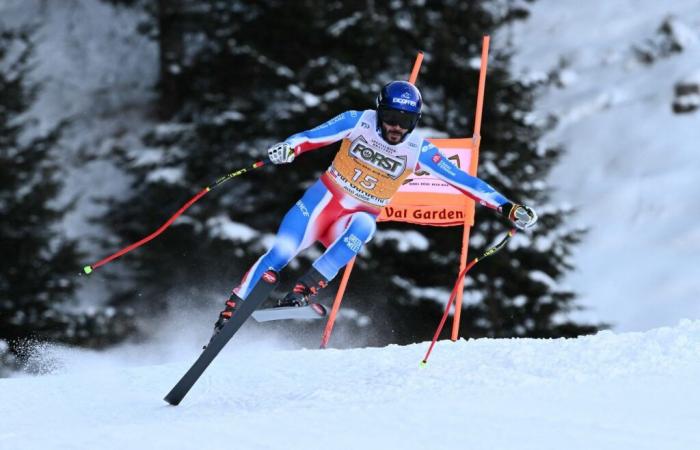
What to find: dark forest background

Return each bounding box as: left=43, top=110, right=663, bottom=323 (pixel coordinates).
left=0, top=0, right=601, bottom=374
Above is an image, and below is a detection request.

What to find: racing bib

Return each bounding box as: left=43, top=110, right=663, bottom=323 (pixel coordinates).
left=328, top=137, right=414, bottom=207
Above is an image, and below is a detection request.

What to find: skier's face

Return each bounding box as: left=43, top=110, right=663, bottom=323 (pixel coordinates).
left=381, top=122, right=408, bottom=144
left=378, top=107, right=418, bottom=144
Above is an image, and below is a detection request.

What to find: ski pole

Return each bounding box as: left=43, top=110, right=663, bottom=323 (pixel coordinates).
left=420, top=228, right=517, bottom=366
left=82, top=158, right=270, bottom=275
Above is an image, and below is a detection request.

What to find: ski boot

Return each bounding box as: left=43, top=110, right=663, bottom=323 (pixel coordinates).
left=277, top=267, right=328, bottom=308
left=205, top=293, right=242, bottom=348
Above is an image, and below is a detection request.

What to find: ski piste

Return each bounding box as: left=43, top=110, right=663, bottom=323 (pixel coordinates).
left=163, top=271, right=279, bottom=406
left=251, top=303, right=327, bottom=322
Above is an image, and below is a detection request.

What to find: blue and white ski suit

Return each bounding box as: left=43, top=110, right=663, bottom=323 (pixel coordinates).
left=234, top=110, right=510, bottom=299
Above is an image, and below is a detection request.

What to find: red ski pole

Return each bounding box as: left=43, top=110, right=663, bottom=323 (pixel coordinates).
left=82, top=159, right=270, bottom=275
left=420, top=228, right=516, bottom=366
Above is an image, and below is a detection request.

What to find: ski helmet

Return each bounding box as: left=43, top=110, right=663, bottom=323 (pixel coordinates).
left=376, top=81, right=422, bottom=135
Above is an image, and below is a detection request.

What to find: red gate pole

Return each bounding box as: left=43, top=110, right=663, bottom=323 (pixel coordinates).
left=450, top=35, right=490, bottom=340
left=320, top=256, right=356, bottom=348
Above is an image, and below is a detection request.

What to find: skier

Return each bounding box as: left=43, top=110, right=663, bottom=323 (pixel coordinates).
left=212, top=81, right=537, bottom=335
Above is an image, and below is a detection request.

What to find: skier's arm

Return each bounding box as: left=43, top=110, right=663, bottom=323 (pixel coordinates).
left=417, top=140, right=509, bottom=209
left=416, top=140, right=537, bottom=229
left=267, top=111, right=361, bottom=164
left=287, top=110, right=361, bottom=155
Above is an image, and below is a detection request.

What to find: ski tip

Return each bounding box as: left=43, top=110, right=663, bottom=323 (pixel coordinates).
left=83, top=265, right=93, bottom=275
left=163, top=394, right=181, bottom=406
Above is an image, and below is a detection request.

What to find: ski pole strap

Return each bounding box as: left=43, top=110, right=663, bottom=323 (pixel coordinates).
left=83, top=158, right=270, bottom=275
left=420, top=228, right=517, bottom=366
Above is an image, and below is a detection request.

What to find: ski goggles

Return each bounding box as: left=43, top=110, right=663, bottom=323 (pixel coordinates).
left=378, top=107, right=420, bottom=130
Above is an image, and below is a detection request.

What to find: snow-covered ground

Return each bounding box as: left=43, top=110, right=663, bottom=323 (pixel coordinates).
left=502, top=0, right=700, bottom=331
left=2, top=320, right=700, bottom=449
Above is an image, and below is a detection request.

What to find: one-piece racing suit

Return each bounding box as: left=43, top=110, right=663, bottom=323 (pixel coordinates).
left=233, top=109, right=510, bottom=299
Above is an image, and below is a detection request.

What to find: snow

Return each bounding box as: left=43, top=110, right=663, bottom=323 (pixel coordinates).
left=1, top=0, right=695, bottom=333
left=1, top=0, right=159, bottom=309
left=1, top=0, right=698, bottom=354
left=681, top=68, right=700, bottom=85
left=528, top=270, right=558, bottom=289
left=289, top=85, right=322, bottom=108
left=2, top=320, right=700, bottom=449
left=212, top=110, right=246, bottom=124
left=328, top=12, right=363, bottom=37
left=206, top=215, right=260, bottom=242
left=2, top=2, right=700, bottom=446
left=499, top=0, right=700, bottom=331
left=145, top=167, right=184, bottom=184
left=664, top=17, right=700, bottom=50
left=1, top=0, right=157, bottom=127
left=1, top=0, right=157, bottom=226
left=392, top=275, right=452, bottom=306
left=373, top=229, right=430, bottom=252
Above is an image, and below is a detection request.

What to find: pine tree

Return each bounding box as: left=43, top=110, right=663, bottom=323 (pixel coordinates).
left=99, top=0, right=600, bottom=346
left=0, top=28, right=133, bottom=372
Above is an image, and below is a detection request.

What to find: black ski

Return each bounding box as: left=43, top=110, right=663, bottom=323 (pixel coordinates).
left=251, top=303, right=327, bottom=322
left=163, top=271, right=279, bottom=405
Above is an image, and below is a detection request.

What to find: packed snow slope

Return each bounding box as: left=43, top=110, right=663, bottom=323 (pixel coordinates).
left=502, top=0, right=700, bottom=331
left=2, top=320, right=700, bottom=450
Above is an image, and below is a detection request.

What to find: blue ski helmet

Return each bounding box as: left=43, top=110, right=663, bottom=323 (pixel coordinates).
left=376, top=81, right=422, bottom=134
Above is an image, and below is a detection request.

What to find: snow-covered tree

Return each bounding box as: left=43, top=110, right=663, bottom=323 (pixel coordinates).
left=0, top=27, right=132, bottom=372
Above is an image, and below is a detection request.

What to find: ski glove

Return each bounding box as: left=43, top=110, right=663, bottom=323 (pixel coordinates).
left=268, top=142, right=295, bottom=165
left=500, top=202, right=538, bottom=230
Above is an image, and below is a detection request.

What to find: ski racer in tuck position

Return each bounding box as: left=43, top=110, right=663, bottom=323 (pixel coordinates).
left=211, top=81, right=537, bottom=335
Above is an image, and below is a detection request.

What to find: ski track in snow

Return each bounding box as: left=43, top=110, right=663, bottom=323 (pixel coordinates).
left=2, top=320, right=700, bottom=450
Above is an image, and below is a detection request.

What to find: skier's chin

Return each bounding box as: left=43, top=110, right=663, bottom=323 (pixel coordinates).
left=385, top=131, right=403, bottom=144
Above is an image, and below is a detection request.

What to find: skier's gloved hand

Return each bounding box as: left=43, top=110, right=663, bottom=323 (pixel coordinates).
left=500, top=202, right=538, bottom=230
left=267, top=142, right=295, bottom=165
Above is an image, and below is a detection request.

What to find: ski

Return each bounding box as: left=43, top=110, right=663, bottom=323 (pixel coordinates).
left=163, top=271, right=279, bottom=406
left=251, top=303, right=327, bottom=322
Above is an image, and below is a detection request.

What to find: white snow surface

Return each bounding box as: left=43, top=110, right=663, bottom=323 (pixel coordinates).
left=500, top=0, right=700, bottom=331
left=2, top=320, right=700, bottom=449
